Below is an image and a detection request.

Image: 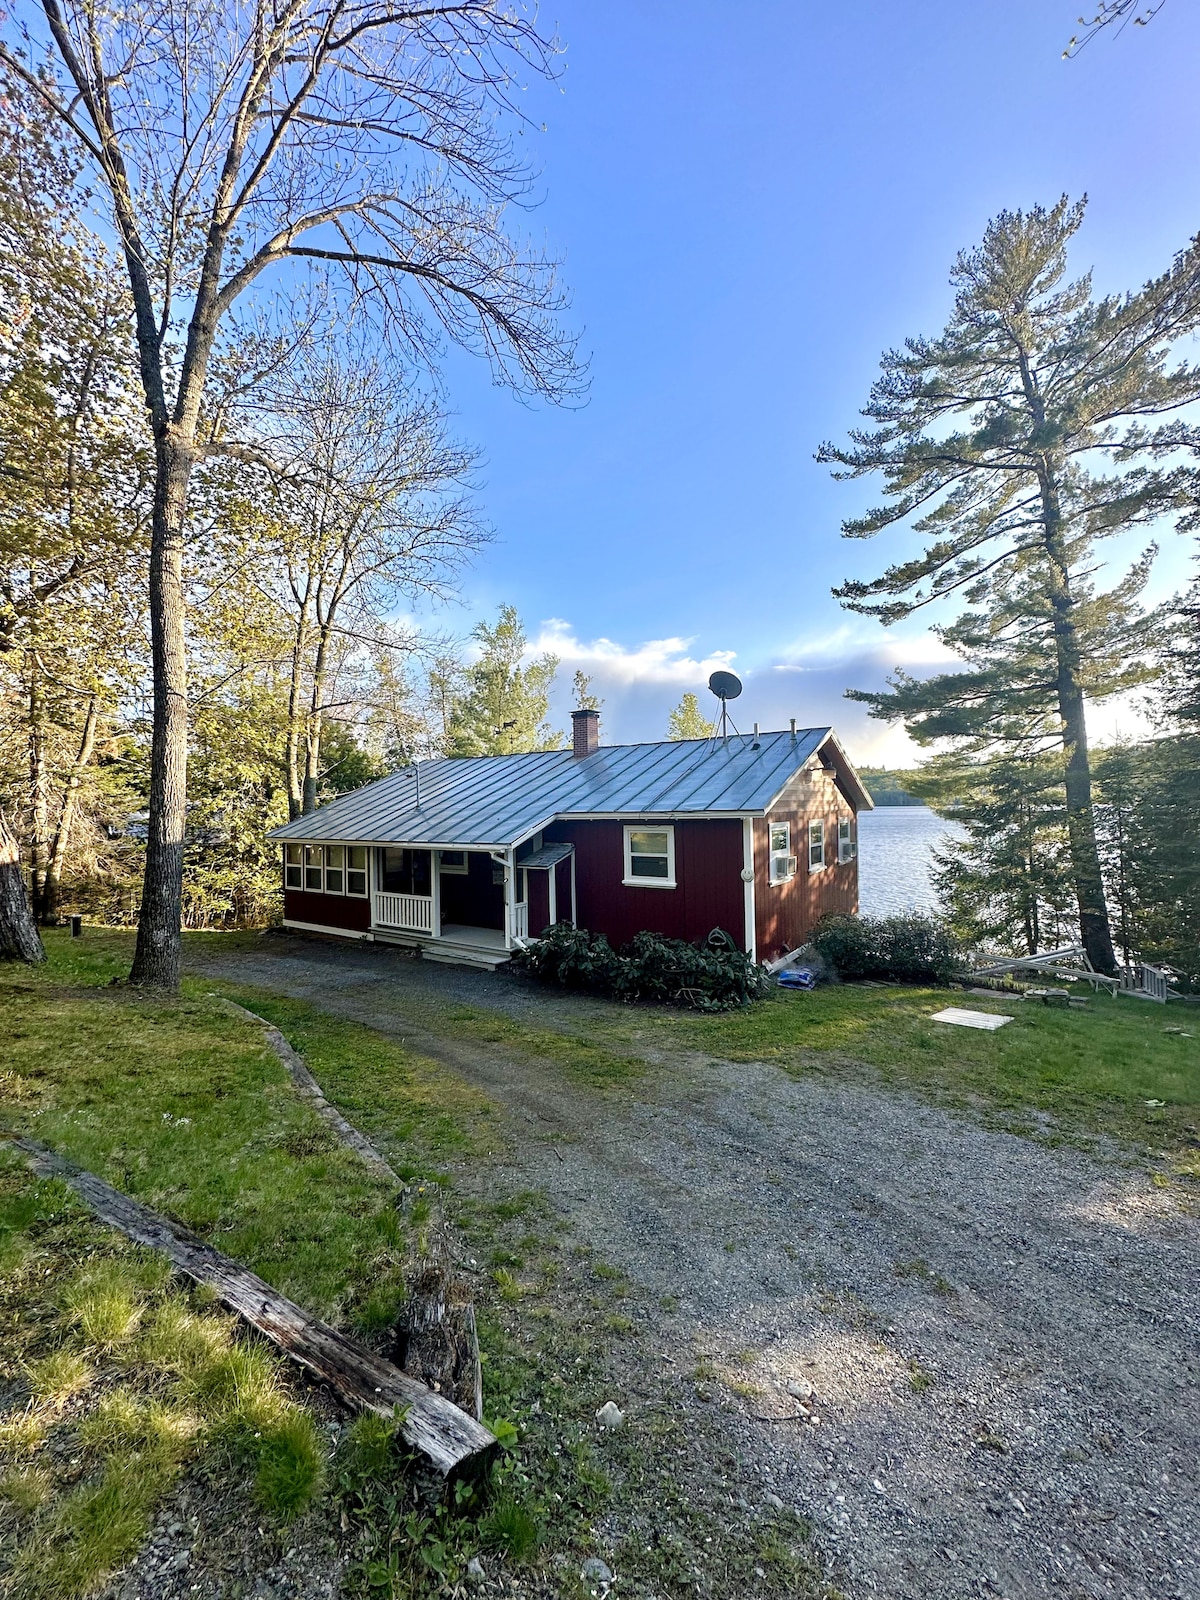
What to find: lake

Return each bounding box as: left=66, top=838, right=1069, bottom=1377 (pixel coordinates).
left=857, top=805, right=964, bottom=918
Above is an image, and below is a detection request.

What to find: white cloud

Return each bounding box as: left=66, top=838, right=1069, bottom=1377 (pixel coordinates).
left=530, top=619, right=954, bottom=766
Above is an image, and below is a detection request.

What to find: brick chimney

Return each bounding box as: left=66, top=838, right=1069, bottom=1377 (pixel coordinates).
left=572, top=707, right=600, bottom=758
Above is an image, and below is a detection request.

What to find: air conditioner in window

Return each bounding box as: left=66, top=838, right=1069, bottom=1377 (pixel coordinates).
left=771, top=854, right=798, bottom=883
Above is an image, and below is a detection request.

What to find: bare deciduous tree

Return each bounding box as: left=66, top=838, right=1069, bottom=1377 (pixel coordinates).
left=1, top=0, right=581, bottom=988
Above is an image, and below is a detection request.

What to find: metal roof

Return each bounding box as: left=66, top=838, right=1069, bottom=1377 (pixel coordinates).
left=269, top=727, right=864, bottom=849
left=519, top=842, right=574, bottom=869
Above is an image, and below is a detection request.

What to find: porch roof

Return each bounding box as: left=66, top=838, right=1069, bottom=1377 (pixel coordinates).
left=268, top=726, right=871, bottom=850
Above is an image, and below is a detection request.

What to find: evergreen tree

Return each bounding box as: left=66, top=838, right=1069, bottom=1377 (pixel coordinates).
left=446, top=607, right=563, bottom=756
left=909, top=753, right=1076, bottom=954
left=572, top=670, right=603, bottom=712
left=820, top=197, right=1200, bottom=972
left=667, top=692, right=716, bottom=741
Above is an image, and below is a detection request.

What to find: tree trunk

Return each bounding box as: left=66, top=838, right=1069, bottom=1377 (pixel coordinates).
left=44, top=694, right=99, bottom=925
left=129, top=430, right=191, bottom=990
left=301, top=615, right=333, bottom=815
left=1035, top=469, right=1118, bottom=975
left=27, top=658, right=48, bottom=924
left=285, top=596, right=312, bottom=821
left=0, top=805, right=45, bottom=963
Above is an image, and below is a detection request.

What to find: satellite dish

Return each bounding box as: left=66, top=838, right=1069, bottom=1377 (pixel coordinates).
left=708, top=669, right=743, bottom=738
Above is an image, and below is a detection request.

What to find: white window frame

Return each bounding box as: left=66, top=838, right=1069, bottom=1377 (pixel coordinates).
left=439, top=849, right=469, bottom=875
left=768, top=821, right=796, bottom=885
left=284, top=843, right=302, bottom=889
left=346, top=846, right=368, bottom=897
left=808, top=820, right=826, bottom=872
left=304, top=844, right=324, bottom=891
left=324, top=844, right=345, bottom=895
left=838, top=818, right=857, bottom=864
left=623, top=824, right=676, bottom=889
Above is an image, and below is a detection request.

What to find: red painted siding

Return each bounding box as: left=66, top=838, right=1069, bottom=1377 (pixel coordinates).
left=526, top=868, right=551, bottom=937
left=754, top=767, right=859, bottom=960
left=544, top=819, right=747, bottom=949
left=283, top=887, right=372, bottom=932
left=554, top=855, right=573, bottom=923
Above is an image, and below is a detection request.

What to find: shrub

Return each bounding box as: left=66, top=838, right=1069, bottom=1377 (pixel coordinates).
left=512, top=923, right=771, bottom=1011
left=810, top=912, right=965, bottom=986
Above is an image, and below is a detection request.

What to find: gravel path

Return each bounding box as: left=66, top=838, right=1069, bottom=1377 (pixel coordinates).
left=192, top=937, right=1200, bottom=1600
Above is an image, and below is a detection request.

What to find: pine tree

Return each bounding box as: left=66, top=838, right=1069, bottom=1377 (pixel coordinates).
left=910, top=754, right=1076, bottom=955
left=667, top=692, right=716, bottom=741
left=445, top=607, right=563, bottom=756
left=820, top=198, right=1200, bottom=972
left=572, top=670, right=603, bottom=712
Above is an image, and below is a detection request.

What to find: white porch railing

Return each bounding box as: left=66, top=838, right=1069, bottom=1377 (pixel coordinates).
left=374, top=891, right=434, bottom=933
left=509, top=900, right=529, bottom=942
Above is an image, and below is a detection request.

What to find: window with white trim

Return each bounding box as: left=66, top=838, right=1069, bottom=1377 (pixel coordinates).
left=284, top=843, right=302, bottom=889
left=439, top=849, right=468, bottom=875
left=838, top=818, right=857, bottom=863
left=623, top=825, right=676, bottom=888
left=325, top=844, right=345, bottom=894
left=304, top=844, right=324, bottom=891
left=346, top=846, right=368, bottom=897
left=768, top=821, right=796, bottom=884
left=808, top=820, right=825, bottom=871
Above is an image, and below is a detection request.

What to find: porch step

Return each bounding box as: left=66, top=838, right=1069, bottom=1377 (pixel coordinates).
left=370, top=927, right=512, bottom=971
left=422, top=939, right=512, bottom=971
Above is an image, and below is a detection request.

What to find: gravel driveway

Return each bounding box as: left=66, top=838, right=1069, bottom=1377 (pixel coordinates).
left=191, top=936, right=1199, bottom=1600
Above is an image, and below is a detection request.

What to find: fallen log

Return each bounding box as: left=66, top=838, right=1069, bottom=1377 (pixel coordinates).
left=10, top=1136, right=497, bottom=1479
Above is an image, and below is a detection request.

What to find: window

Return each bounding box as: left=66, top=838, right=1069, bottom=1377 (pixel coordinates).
left=768, top=822, right=796, bottom=885
left=324, top=845, right=345, bottom=894
left=439, top=849, right=468, bottom=875
left=808, top=820, right=825, bottom=871
left=346, top=847, right=368, bottom=897
left=284, top=844, right=302, bottom=889
left=838, top=818, right=857, bottom=864
left=304, top=845, right=324, bottom=891
left=623, top=825, right=675, bottom=888
left=380, top=848, right=432, bottom=896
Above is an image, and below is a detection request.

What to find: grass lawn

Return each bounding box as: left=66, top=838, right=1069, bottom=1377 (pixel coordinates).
left=531, top=979, right=1200, bottom=1178
left=0, top=931, right=832, bottom=1600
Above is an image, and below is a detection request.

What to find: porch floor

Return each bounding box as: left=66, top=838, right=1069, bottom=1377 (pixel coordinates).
left=438, top=924, right=506, bottom=949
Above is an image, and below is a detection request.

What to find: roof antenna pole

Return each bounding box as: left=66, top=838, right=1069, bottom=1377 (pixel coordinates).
left=707, top=670, right=743, bottom=743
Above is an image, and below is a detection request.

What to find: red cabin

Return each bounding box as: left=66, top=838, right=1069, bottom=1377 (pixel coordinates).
left=269, top=712, right=873, bottom=969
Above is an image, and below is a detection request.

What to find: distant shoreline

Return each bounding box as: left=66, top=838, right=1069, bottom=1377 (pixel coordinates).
left=857, top=767, right=925, bottom=807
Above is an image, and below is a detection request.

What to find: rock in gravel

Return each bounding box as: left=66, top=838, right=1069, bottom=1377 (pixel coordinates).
left=581, top=1556, right=614, bottom=1585
left=785, top=1378, right=814, bottom=1400
left=764, top=1491, right=785, bottom=1510
left=466, top=1556, right=484, bottom=1581
left=595, top=1401, right=624, bottom=1429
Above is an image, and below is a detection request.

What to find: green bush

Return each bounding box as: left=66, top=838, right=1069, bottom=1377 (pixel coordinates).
left=810, top=913, right=964, bottom=986
left=513, top=924, right=770, bottom=1011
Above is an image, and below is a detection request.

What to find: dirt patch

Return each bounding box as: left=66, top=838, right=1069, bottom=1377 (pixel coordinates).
left=192, top=936, right=1200, bottom=1600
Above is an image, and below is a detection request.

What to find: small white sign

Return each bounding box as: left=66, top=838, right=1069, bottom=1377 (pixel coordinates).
left=930, top=1007, right=1013, bottom=1031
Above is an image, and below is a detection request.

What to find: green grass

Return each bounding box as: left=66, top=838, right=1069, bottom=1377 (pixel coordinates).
left=0, top=1168, right=332, bottom=1598
left=0, top=931, right=834, bottom=1599
left=486, top=979, right=1200, bottom=1173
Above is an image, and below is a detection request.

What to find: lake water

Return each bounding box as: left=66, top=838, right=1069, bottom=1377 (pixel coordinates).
left=857, top=805, right=964, bottom=918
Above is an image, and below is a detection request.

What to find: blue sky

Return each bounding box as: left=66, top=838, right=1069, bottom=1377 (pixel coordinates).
left=423, top=0, right=1200, bottom=760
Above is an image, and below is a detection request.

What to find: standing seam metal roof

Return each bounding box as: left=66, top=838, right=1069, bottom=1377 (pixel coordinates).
left=268, top=728, right=840, bottom=848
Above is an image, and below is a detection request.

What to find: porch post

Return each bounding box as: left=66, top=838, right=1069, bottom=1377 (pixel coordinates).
left=430, top=850, right=442, bottom=939
left=504, top=847, right=516, bottom=949
left=548, top=862, right=557, bottom=926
